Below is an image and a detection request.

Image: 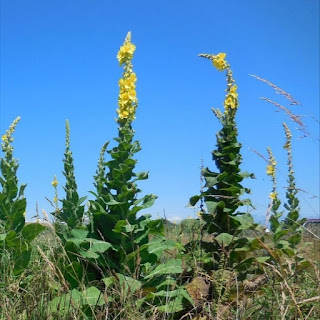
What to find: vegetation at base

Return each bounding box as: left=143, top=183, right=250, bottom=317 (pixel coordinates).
left=0, top=33, right=319, bottom=319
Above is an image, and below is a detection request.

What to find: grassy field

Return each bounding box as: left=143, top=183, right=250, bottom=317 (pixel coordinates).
left=0, top=220, right=319, bottom=320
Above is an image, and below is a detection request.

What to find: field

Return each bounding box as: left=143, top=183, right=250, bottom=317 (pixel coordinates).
left=0, top=33, right=319, bottom=320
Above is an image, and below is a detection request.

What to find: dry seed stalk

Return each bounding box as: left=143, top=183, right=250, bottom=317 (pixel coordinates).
left=250, top=74, right=301, bottom=106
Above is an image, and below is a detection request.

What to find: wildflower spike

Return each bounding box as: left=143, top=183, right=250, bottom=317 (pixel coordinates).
left=116, top=33, right=138, bottom=122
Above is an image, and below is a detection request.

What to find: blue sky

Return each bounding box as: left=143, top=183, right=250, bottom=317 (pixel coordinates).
left=1, top=0, right=319, bottom=223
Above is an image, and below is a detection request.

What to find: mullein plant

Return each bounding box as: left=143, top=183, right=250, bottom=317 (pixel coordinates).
left=0, top=117, right=44, bottom=275
left=89, top=32, right=161, bottom=275
left=266, top=143, right=305, bottom=260
left=190, top=53, right=256, bottom=276
left=266, top=147, right=283, bottom=242
left=92, top=141, right=109, bottom=201
left=0, top=117, right=25, bottom=233
left=282, top=123, right=306, bottom=254
left=262, top=146, right=307, bottom=319
left=50, top=34, right=187, bottom=316
left=264, top=147, right=299, bottom=263
left=52, top=175, right=59, bottom=212
left=52, top=120, right=86, bottom=230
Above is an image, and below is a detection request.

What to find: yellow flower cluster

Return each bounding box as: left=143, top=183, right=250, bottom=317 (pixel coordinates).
left=266, top=160, right=276, bottom=176
left=51, top=177, right=58, bottom=187
left=1, top=135, right=8, bottom=142
left=283, top=122, right=292, bottom=150
left=224, top=85, right=238, bottom=111
left=117, top=42, right=136, bottom=65
left=116, top=33, right=138, bottom=121
left=269, top=192, right=277, bottom=200
left=117, top=72, right=137, bottom=120
left=212, top=53, right=227, bottom=71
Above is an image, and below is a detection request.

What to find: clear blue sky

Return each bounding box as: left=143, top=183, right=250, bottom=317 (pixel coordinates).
left=1, top=0, right=319, bottom=223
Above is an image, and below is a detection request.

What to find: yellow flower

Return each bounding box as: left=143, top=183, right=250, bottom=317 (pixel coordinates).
left=117, top=42, right=136, bottom=64
left=53, top=196, right=58, bottom=203
left=119, top=78, right=135, bottom=90
left=118, top=110, right=129, bottom=119
left=212, top=53, right=227, bottom=71
left=224, top=95, right=236, bottom=110
left=196, top=211, right=203, bottom=217
left=269, top=192, right=277, bottom=200
left=229, top=85, right=238, bottom=99
left=51, top=178, right=58, bottom=187
left=120, top=92, right=130, bottom=103
left=128, top=89, right=137, bottom=100
left=116, top=33, right=138, bottom=122
left=266, top=165, right=275, bottom=176
left=129, top=72, right=137, bottom=83
left=1, top=135, right=8, bottom=142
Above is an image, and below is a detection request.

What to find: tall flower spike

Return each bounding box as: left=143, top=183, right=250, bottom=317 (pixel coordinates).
left=266, top=147, right=277, bottom=177
left=199, top=53, right=238, bottom=114
left=116, top=32, right=138, bottom=122
left=1, top=116, right=21, bottom=150
left=52, top=175, right=59, bottom=211
left=266, top=147, right=278, bottom=226
left=198, top=53, right=227, bottom=71
left=283, top=122, right=292, bottom=150
left=283, top=122, right=303, bottom=233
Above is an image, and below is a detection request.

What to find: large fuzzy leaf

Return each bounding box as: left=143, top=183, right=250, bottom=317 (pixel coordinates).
left=145, top=259, right=183, bottom=279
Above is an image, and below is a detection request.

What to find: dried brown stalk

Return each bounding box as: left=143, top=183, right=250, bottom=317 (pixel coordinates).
left=261, top=98, right=308, bottom=138
left=250, top=74, right=302, bottom=106
left=249, top=148, right=269, bottom=163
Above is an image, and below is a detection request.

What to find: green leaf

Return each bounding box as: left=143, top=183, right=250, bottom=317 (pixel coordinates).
left=204, top=176, right=219, bottom=188
left=189, top=195, right=200, bottom=207
left=89, top=239, right=114, bottom=253
left=287, top=233, right=301, bottom=246
left=255, top=256, right=270, bottom=263
left=70, top=228, right=89, bottom=240
left=49, top=289, right=82, bottom=314
left=13, top=247, right=32, bottom=275
left=230, top=214, right=254, bottom=230
left=10, top=198, right=26, bottom=231
left=105, top=198, right=123, bottom=205
left=239, top=171, right=255, bottom=179
left=157, top=289, right=190, bottom=313
left=64, top=262, right=83, bottom=288
left=79, top=249, right=99, bottom=259
left=133, top=194, right=157, bottom=210
left=113, top=220, right=127, bottom=233
left=118, top=274, right=142, bottom=295
left=155, top=277, right=177, bottom=290
left=102, top=277, right=115, bottom=288
left=0, top=233, right=7, bottom=241
left=22, top=223, right=45, bottom=242
left=145, top=259, right=183, bottom=279
left=147, top=238, right=176, bottom=258
left=148, top=219, right=164, bottom=235
left=215, top=233, right=234, bottom=246
left=49, top=287, right=104, bottom=313
left=65, top=238, right=84, bottom=247
left=81, top=286, right=104, bottom=306
left=135, top=171, right=149, bottom=180
left=4, top=230, right=20, bottom=249
left=273, top=229, right=289, bottom=242
left=206, top=200, right=224, bottom=214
